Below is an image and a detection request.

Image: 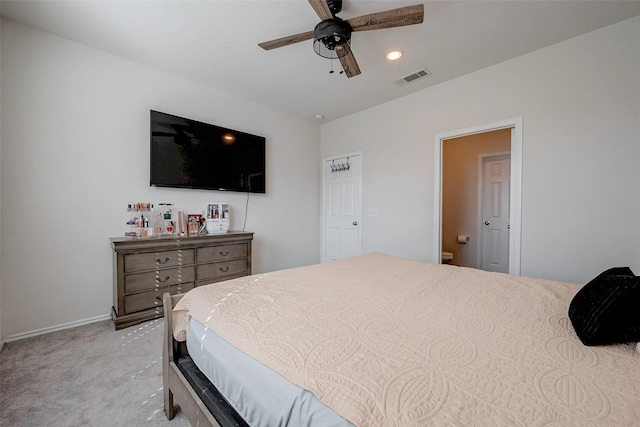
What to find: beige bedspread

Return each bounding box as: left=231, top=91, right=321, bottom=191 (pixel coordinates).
left=173, top=253, right=640, bottom=426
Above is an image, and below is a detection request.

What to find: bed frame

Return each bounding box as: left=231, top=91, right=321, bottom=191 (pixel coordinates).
left=162, top=293, right=248, bottom=427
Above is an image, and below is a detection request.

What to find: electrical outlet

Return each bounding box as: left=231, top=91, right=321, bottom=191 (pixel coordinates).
left=368, top=208, right=379, bottom=217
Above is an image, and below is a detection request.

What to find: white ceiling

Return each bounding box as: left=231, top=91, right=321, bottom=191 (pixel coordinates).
left=2, top=0, right=640, bottom=122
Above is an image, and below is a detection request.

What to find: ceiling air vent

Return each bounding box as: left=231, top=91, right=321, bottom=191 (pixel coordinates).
left=394, top=68, right=431, bottom=85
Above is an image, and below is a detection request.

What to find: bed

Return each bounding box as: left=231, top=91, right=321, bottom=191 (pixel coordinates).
left=163, top=253, right=640, bottom=426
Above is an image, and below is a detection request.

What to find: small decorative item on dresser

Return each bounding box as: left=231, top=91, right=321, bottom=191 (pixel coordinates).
left=125, top=202, right=153, bottom=237
left=206, top=202, right=230, bottom=233
left=187, top=211, right=203, bottom=236
left=158, top=203, right=175, bottom=234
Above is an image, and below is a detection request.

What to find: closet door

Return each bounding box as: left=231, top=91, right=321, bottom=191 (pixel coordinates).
left=323, top=154, right=361, bottom=262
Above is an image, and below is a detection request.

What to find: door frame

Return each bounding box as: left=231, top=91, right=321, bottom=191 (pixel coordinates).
left=434, top=117, right=523, bottom=275
left=321, top=151, right=363, bottom=262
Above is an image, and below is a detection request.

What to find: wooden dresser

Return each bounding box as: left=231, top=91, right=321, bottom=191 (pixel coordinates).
left=111, top=231, right=253, bottom=330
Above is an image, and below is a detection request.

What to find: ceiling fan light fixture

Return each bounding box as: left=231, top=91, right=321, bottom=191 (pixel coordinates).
left=313, top=18, right=352, bottom=59
left=386, top=49, right=404, bottom=61
left=259, top=2, right=424, bottom=78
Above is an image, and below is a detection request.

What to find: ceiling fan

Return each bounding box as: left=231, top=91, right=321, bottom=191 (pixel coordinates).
left=258, top=0, right=424, bottom=78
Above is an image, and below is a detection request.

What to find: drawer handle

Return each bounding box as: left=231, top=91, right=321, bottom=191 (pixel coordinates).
left=155, top=295, right=162, bottom=304
left=156, top=276, right=170, bottom=283
left=219, top=250, right=229, bottom=257
left=156, top=257, right=170, bottom=264
left=219, top=266, right=230, bottom=273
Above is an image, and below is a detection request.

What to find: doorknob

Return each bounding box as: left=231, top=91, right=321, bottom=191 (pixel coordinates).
left=484, top=221, right=490, bottom=225
left=353, top=221, right=358, bottom=226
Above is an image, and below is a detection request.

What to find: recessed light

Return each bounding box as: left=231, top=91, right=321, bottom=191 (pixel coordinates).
left=386, top=49, right=404, bottom=61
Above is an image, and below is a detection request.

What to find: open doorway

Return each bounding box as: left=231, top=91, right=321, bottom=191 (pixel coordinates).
left=434, top=117, right=522, bottom=275
left=442, top=130, right=510, bottom=271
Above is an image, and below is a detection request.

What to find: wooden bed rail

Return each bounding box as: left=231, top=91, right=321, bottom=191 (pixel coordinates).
left=162, top=292, right=220, bottom=427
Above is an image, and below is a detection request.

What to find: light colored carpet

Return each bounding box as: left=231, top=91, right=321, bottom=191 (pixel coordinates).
left=0, top=318, right=190, bottom=427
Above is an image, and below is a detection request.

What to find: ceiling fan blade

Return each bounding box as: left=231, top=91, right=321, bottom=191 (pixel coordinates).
left=339, top=51, right=361, bottom=78
left=308, top=0, right=333, bottom=20
left=347, top=4, right=424, bottom=32
left=258, top=30, right=314, bottom=50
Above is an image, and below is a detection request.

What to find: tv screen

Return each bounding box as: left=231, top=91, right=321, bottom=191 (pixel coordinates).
left=150, top=110, right=266, bottom=193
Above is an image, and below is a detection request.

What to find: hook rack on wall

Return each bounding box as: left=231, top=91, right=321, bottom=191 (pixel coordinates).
left=330, top=157, right=351, bottom=174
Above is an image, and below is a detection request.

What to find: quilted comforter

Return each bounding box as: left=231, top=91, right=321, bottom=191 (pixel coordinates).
left=173, top=253, right=640, bottom=426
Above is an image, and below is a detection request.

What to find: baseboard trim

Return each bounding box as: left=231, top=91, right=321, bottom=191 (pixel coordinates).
left=2, top=314, right=112, bottom=344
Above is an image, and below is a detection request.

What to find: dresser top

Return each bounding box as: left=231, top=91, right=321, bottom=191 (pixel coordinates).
left=111, top=231, right=253, bottom=252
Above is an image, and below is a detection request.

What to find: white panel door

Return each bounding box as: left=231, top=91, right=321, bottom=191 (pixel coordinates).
left=481, top=155, right=510, bottom=273
left=323, top=154, right=361, bottom=262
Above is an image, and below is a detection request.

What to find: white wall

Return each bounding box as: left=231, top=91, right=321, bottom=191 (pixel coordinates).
left=3, top=16, right=639, bottom=341
left=321, top=16, right=640, bottom=284
left=0, top=19, right=321, bottom=338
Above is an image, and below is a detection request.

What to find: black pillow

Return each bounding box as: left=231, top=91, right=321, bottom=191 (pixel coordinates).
left=568, top=267, right=640, bottom=346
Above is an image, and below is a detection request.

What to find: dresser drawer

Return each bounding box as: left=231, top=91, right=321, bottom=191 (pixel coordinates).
left=124, top=282, right=194, bottom=314
left=197, top=259, right=249, bottom=282
left=197, top=244, right=248, bottom=263
left=124, top=266, right=195, bottom=293
left=124, top=249, right=195, bottom=273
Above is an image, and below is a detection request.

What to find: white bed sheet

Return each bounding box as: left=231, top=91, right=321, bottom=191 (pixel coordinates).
left=186, top=316, right=354, bottom=427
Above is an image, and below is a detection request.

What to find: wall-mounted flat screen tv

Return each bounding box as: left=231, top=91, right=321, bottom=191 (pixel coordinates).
left=150, top=110, right=266, bottom=193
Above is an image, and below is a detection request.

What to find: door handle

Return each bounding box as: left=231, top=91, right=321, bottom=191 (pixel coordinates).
left=353, top=221, right=358, bottom=226
left=484, top=221, right=490, bottom=225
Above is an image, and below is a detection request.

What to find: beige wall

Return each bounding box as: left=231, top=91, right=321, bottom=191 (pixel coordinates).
left=442, top=130, right=511, bottom=267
